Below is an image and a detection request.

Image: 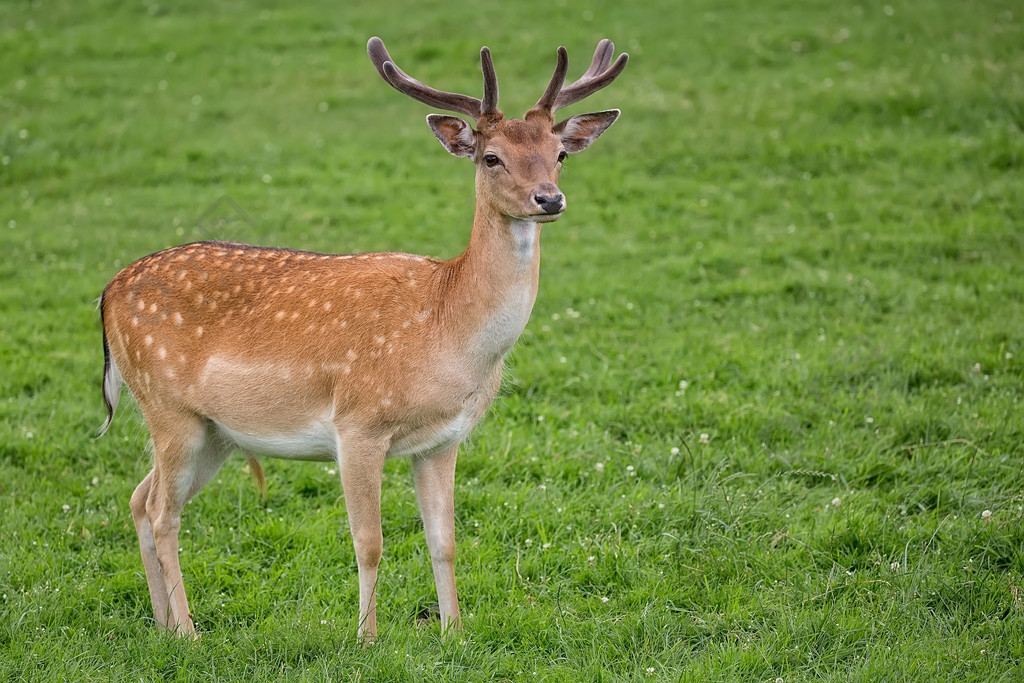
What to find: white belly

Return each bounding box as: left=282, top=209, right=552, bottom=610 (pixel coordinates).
left=213, top=417, right=337, bottom=462
left=212, top=409, right=478, bottom=463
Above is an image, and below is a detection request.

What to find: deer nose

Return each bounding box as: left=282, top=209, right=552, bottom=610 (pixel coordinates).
left=534, top=190, right=564, bottom=215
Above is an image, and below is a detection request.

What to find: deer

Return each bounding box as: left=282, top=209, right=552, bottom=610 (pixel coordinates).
left=97, top=36, right=627, bottom=640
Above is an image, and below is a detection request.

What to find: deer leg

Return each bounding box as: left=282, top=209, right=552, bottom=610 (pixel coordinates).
left=142, top=414, right=231, bottom=637
left=336, top=432, right=386, bottom=641
left=130, top=470, right=173, bottom=629
left=412, top=445, right=461, bottom=632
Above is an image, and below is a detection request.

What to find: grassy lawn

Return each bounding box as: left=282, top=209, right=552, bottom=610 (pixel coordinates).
left=2, top=0, right=1023, bottom=679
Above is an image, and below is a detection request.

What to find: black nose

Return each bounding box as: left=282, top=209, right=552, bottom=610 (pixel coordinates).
left=534, top=192, right=564, bottom=214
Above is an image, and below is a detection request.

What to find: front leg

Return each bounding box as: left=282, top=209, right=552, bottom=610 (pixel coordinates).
left=412, top=445, right=461, bottom=632
left=337, top=432, right=387, bottom=641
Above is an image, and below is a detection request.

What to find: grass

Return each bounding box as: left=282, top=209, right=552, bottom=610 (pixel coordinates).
left=2, top=0, right=1023, bottom=679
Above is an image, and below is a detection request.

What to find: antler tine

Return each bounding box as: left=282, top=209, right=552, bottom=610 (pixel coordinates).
left=480, top=46, right=499, bottom=116
left=367, top=36, right=484, bottom=119
left=584, top=39, right=615, bottom=78
left=532, top=46, right=568, bottom=114
left=552, top=39, right=629, bottom=112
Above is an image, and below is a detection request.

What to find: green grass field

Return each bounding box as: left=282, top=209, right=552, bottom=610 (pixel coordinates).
left=2, top=0, right=1023, bottom=679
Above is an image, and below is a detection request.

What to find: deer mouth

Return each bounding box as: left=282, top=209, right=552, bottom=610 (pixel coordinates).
left=517, top=207, right=565, bottom=223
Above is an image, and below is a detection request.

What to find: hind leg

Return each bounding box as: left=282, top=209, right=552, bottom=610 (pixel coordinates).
left=132, top=413, right=232, bottom=635
left=130, top=471, right=173, bottom=628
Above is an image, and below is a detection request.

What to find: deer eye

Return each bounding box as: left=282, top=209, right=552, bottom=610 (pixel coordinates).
left=483, top=154, right=501, bottom=168
left=557, top=150, right=568, bottom=163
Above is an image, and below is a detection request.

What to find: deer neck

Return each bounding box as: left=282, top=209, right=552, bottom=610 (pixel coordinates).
left=433, top=206, right=542, bottom=366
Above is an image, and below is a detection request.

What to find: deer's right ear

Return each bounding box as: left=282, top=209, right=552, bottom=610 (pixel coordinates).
left=427, top=114, right=476, bottom=158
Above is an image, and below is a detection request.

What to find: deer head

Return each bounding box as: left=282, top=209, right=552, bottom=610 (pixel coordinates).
left=367, top=37, right=627, bottom=224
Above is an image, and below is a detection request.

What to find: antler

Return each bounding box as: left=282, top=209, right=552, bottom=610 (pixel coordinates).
left=533, top=39, right=629, bottom=114
left=367, top=37, right=499, bottom=120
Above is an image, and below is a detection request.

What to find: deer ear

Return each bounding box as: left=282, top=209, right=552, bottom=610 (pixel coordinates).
left=553, top=109, right=620, bottom=153
left=427, top=114, right=476, bottom=158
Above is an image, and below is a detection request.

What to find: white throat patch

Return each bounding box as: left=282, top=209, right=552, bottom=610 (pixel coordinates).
left=511, top=220, right=538, bottom=267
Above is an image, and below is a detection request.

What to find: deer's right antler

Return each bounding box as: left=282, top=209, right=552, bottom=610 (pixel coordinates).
left=367, top=37, right=499, bottom=120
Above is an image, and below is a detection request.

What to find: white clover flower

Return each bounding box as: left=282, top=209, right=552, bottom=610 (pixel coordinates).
left=595, top=462, right=605, bottom=473
left=699, top=433, right=710, bottom=445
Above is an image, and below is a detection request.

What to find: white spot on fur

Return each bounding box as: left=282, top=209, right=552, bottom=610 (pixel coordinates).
left=173, top=312, right=183, bottom=325
left=196, top=326, right=204, bottom=337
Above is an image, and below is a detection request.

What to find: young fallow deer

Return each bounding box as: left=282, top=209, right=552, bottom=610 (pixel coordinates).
left=98, top=36, right=627, bottom=640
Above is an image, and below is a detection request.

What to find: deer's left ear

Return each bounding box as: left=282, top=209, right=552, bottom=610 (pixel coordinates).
left=427, top=114, right=477, bottom=158
left=553, top=109, right=620, bottom=154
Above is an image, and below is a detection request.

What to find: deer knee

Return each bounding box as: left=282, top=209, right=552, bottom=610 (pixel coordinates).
left=426, top=531, right=456, bottom=564
left=351, top=529, right=383, bottom=568
left=150, top=513, right=181, bottom=544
